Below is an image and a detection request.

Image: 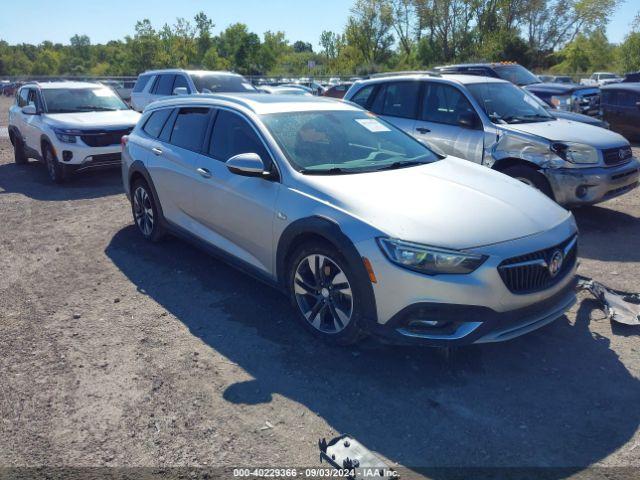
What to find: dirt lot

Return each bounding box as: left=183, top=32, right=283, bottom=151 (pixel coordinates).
left=0, top=95, right=639, bottom=477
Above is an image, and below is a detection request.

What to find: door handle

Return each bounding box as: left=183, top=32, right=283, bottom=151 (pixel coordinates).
left=416, top=127, right=431, bottom=134
left=197, top=167, right=212, bottom=179
left=151, top=147, right=163, bottom=156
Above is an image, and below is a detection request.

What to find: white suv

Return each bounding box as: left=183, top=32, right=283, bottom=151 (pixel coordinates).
left=130, top=69, right=257, bottom=112
left=8, top=81, right=140, bottom=183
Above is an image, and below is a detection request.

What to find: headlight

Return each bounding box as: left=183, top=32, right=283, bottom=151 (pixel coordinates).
left=551, top=142, right=599, bottom=164
left=53, top=128, right=79, bottom=144
left=377, top=238, right=488, bottom=275
left=550, top=95, right=572, bottom=110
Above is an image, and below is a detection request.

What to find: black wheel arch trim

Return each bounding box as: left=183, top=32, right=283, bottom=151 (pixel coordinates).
left=276, top=216, right=378, bottom=325
left=128, top=160, right=167, bottom=229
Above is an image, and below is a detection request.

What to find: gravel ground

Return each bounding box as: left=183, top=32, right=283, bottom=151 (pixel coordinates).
left=0, top=95, right=639, bottom=477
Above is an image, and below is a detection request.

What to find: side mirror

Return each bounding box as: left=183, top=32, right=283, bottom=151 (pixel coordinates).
left=173, top=87, right=189, bottom=96
left=458, top=112, right=479, bottom=129
left=22, top=104, right=38, bottom=115
left=226, top=153, right=267, bottom=177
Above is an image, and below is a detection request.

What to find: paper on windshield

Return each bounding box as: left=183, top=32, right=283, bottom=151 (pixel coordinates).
left=356, top=118, right=391, bottom=132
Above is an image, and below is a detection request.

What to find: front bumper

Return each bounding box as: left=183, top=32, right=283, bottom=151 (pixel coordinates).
left=356, top=219, right=578, bottom=346
left=370, top=279, right=577, bottom=346
left=51, top=141, right=123, bottom=171
left=544, top=159, right=640, bottom=206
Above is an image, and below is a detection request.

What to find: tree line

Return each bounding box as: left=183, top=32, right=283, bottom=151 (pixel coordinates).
left=1, top=0, right=639, bottom=78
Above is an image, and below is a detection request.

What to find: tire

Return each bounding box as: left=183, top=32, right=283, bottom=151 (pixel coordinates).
left=43, top=145, right=66, bottom=184
left=287, top=241, right=365, bottom=346
left=502, top=165, right=554, bottom=199
left=12, top=134, right=28, bottom=164
left=131, top=179, right=165, bottom=242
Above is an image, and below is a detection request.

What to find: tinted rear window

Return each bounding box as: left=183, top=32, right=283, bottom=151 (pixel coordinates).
left=155, top=75, right=176, bottom=95
left=143, top=109, right=173, bottom=138
left=169, top=107, right=211, bottom=152
left=133, top=74, right=152, bottom=93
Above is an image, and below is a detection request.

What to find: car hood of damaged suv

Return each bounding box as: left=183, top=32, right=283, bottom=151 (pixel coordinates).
left=499, top=118, right=628, bottom=149
left=298, top=156, right=573, bottom=250
left=44, top=109, right=141, bottom=129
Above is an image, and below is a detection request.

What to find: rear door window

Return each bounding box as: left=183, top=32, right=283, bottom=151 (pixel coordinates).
left=154, top=74, right=176, bottom=95
left=133, top=74, right=152, bottom=93
left=381, top=82, right=420, bottom=118
left=421, top=83, right=475, bottom=125
left=350, top=85, right=376, bottom=108
left=208, top=110, right=271, bottom=164
left=169, top=107, right=211, bottom=152
left=143, top=109, right=173, bottom=138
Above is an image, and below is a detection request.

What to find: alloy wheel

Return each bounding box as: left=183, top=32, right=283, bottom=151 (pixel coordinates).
left=133, top=186, right=154, bottom=237
left=293, top=254, right=353, bottom=333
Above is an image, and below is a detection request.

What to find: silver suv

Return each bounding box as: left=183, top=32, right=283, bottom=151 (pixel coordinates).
left=122, top=94, right=578, bottom=346
left=344, top=73, right=639, bottom=206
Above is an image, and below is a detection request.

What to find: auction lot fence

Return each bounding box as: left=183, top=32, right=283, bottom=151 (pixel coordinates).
left=0, top=73, right=594, bottom=85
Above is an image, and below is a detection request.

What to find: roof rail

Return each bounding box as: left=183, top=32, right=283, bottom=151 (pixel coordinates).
left=367, top=70, right=441, bottom=79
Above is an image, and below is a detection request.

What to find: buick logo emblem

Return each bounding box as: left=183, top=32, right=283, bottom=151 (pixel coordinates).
left=548, top=250, right=564, bottom=278
left=619, top=148, right=629, bottom=160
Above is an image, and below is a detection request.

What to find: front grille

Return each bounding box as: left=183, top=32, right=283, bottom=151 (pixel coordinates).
left=80, top=128, right=132, bottom=147
left=90, top=153, right=121, bottom=163
left=498, top=235, right=577, bottom=294
left=602, top=146, right=633, bottom=166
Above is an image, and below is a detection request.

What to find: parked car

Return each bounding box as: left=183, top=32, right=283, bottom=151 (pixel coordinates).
left=526, top=90, right=609, bottom=128
left=436, top=63, right=601, bottom=116
left=344, top=73, right=639, bottom=207
left=600, top=83, right=640, bottom=141
left=8, top=81, right=140, bottom=183
left=622, top=72, right=640, bottom=83
left=122, top=93, right=579, bottom=346
left=323, top=83, right=353, bottom=99
left=130, top=69, right=256, bottom=112
left=581, top=72, right=623, bottom=86
left=258, top=86, right=312, bottom=96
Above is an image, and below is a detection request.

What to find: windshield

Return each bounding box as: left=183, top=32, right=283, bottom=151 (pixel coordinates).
left=467, top=82, right=554, bottom=124
left=261, top=111, right=439, bottom=174
left=42, top=87, right=128, bottom=113
left=493, top=65, right=541, bottom=86
left=189, top=73, right=256, bottom=93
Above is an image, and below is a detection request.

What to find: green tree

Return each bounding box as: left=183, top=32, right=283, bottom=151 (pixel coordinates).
left=215, top=23, right=261, bottom=74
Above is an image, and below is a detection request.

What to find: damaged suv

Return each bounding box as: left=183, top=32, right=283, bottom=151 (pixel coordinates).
left=345, top=73, right=640, bottom=206
left=122, top=94, right=578, bottom=346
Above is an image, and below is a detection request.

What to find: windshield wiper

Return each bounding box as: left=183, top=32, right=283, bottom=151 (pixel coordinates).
left=76, top=106, right=119, bottom=111
left=299, top=167, right=350, bottom=175
left=373, top=160, right=426, bottom=172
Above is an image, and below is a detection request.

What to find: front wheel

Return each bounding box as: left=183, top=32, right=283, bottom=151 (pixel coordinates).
left=13, top=135, right=28, bottom=164
left=502, top=165, right=554, bottom=199
left=288, top=242, right=364, bottom=346
left=44, top=145, right=66, bottom=184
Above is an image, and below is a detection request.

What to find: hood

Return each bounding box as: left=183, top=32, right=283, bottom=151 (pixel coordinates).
left=549, top=110, right=607, bottom=127
left=300, top=157, right=571, bottom=250
left=500, top=119, right=627, bottom=148
left=44, top=110, right=141, bottom=130
left=526, top=83, right=596, bottom=94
